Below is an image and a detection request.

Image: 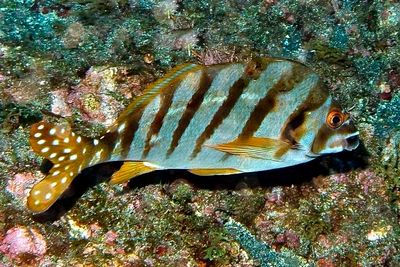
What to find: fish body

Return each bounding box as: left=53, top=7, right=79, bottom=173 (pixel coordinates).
left=28, top=58, right=359, bottom=212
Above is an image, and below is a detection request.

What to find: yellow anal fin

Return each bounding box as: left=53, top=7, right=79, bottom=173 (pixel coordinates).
left=207, top=137, right=292, bottom=160
left=189, top=168, right=242, bottom=176
left=109, top=161, right=158, bottom=184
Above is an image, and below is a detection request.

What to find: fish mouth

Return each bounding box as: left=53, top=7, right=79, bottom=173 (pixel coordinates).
left=344, top=132, right=359, bottom=151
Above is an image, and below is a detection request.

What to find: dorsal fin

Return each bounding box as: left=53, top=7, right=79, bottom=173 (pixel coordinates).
left=28, top=121, right=105, bottom=213
left=113, top=63, right=201, bottom=126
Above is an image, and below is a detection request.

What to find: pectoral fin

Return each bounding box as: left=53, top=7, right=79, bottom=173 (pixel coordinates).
left=189, top=168, right=242, bottom=176
left=109, top=161, right=158, bottom=184
left=207, top=137, right=291, bottom=160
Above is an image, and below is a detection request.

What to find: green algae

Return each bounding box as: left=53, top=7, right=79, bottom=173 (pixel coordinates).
left=373, top=93, right=400, bottom=138
left=0, top=103, right=42, bottom=130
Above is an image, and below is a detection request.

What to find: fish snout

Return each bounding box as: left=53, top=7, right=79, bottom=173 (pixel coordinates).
left=344, top=132, right=359, bottom=151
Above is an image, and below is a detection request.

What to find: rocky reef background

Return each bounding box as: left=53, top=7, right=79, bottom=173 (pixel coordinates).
left=0, top=0, right=399, bottom=266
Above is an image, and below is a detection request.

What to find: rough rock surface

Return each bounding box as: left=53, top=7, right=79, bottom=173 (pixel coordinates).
left=0, top=0, right=399, bottom=266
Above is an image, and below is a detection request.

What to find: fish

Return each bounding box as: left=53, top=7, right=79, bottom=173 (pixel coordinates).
left=27, top=58, right=359, bottom=213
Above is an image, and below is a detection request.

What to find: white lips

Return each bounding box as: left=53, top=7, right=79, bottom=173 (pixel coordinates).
left=347, top=131, right=360, bottom=138
left=344, top=132, right=360, bottom=151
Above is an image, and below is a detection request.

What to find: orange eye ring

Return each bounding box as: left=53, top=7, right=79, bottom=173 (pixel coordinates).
left=326, top=110, right=344, bottom=129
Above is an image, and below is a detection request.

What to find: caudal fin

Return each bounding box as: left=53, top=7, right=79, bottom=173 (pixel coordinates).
left=28, top=121, right=97, bottom=212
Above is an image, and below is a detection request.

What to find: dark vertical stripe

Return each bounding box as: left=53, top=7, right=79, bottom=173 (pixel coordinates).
left=237, top=92, right=277, bottom=139
left=141, top=80, right=181, bottom=158
left=166, top=71, right=212, bottom=156
left=280, top=80, right=329, bottom=146
left=120, top=110, right=145, bottom=158
left=191, top=77, right=248, bottom=159
left=238, top=63, right=307, bottom=140
left=311, top=125, right=331, bottom=154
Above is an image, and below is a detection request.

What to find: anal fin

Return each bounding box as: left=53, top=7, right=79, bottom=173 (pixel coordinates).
left=189, top=168, right=242, bottom=176
left=109, top=161, right=158, bottom=184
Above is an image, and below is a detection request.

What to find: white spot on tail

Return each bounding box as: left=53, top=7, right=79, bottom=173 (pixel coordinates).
left=33, top=190, right=41, bottom=196
left=49, top=153, right=57, bottom=159
left=58, top=156, right=65, bottom=161
left=41, top=147, right=50, bottom=153
left=82, top=147, right=87, bottom=154
left=63, top=148, right=72, bottom=153
left=76, top=136, right=82, bottom=143
left=61, top=177, right=67, bottom=184
left=70, top=154, right=78, bottom=160
left=34, top=133, right=42, bottom=138
left=93, top=139, right=99, bottom=146
left=63, top=137, right=70, bottom=143
left=51, top=182, right=57, bottom=188
left=37, top=124, right=45, bottom=130
left=52, top=140, right=60, bottom=145
left=52, top=170, right=60, bottom=176
left=49, top=128, right=56, bottom=135
left=45, top=193, right=52, bottom=200
left=34, top=200, right=40, bottom=206
left=38, top=139, right=46, bottom=145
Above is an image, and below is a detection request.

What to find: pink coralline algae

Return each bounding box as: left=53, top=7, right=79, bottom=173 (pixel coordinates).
left=356, top=170, right=385, bottom=195
left=0, top=226, right=47, bottom=261
left=274, top=230, right=300, bottom=250
left=50, top=66, right=146, bottom=127
left=50, top=89, right=73, bottom=117
left=329, top=173, right=349, bottom=184
left=105, top=230, right=118, bottom=246
left=6, top=172, right=37, bottom=202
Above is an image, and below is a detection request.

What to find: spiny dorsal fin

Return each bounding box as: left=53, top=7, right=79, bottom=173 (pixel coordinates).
left=109, top=161, right=158, bottom=184
left=207, top=137, right=292, bottom=161
left=28, top=121, right=96, bottom=213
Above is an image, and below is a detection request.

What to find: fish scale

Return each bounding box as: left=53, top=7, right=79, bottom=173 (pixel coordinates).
left=27, top=57, right=359, bottom=213
left=146, top=70, right=203, bottom=160
left=125, top=95, right=161, bottom=159
left=209, top=61, right=293, bottom=148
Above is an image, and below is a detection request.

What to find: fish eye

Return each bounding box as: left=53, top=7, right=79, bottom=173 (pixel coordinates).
left=326, top=110, right=344, bottom=129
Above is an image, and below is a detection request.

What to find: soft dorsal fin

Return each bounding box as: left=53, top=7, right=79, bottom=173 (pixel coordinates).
left=109, top=161, right=159, bottom=184
left=207, top=137, right=292, bottom=160
left=113, top=63, right=201, bottom=126
left=28, top=121, right=106, bottom=213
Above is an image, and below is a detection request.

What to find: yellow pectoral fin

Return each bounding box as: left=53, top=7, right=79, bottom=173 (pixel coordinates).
left=109, top=161, right=158, bottom=184
left=207, top=137, right=292, bottom=160
left=188, top=168, right=242, bottom=176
